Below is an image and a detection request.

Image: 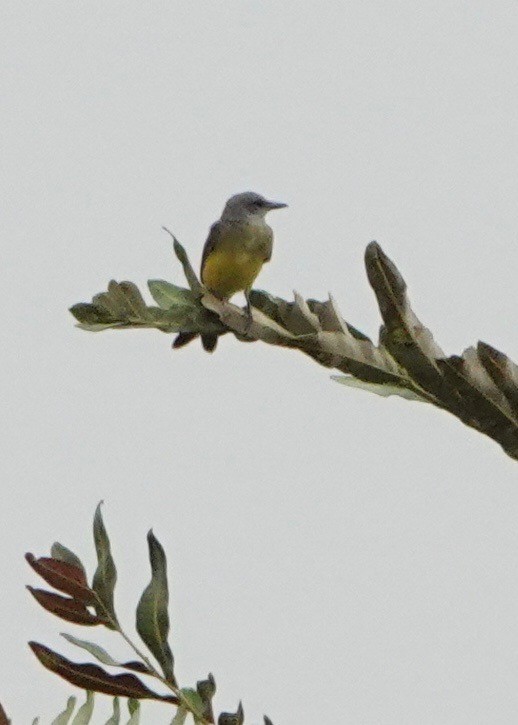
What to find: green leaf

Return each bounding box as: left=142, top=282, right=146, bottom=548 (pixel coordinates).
left=164, top=229, right=203, bottom=295
left=51, top=543, right=87, bottom=580
left=218, top=701, right=244, bottom=725
left=69, top=302, right=116, bottom=326
left=478, top=341, right=518, bottom=418
left=71, top=691, right=94, bottom=724
left=51, top=696, right=76, bottom=725
left=70, top=281, right=153, bottom=330
left=126, top=700, right=140, bottom=725
left=148, top=280, right=197, bottom=310
left=196, top=673, right=216, bottom=701
left=92, top=503, right=118, bottom=627
left=171, top=706, right=188, bottom=725
left=136, top=531, right=175, bottom=683
left=62, top=637, right=151, bottom=676
left=331, top=375, right=426, bottom=402
left=179, top=689, right=204, bottom=720
left=196, top=674, right=216, bottom=722
left=364, top=242, right=455, bottom=401
left=436, top=350, right=518, bottom=455
left=61, top=633, right=120, bottom=667
left=104, top=698, right=120, bottom=725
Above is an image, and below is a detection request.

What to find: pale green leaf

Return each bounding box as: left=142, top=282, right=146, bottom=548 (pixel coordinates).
left=332, top=374, right=426, bottom=402
left=148, top=280, right=196, bottom=310
left=51, top=696, right=76, bottom=725
left=71, top=691, right=94, bottom=724
left=126, top=700, right=140, bottom=725
left=136, top=530, right=175, bottom=682
left=171, top=706, right=188, bottom=725
left=61, top=633, right=120, bottom=667
left=75, top=322, right=124, bottom=332
left=104, top=698, right=120, bottom=725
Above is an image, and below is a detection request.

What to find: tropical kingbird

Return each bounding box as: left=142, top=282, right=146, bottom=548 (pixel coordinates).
left=174, top=191, right=287, bottom=352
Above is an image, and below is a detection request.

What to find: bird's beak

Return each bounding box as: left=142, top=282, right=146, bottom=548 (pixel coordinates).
left=265, top=200, right=288, bottom=210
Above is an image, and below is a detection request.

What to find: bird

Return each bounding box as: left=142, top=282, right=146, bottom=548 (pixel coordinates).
left=174, top=191, right=287, bottom=352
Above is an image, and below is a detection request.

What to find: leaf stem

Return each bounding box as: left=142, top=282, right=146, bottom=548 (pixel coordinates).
left=92, top=592, right=210, bottom=723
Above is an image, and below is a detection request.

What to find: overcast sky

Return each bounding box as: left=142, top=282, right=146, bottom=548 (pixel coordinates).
left=2, top=2, right=518, bottom=723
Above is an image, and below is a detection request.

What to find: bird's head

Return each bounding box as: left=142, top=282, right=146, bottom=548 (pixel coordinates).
left=221, top=191, right=288, bottom=222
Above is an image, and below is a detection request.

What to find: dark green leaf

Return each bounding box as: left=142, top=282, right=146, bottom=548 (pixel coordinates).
left=71, top=280, right=152, bottom=330
left=437, top=352, right=518, bottom=458
left=196, top=674, right=216, bottom=723
left=218, top=702, right=243, bottom=725
left=478, top=342, right=518, bottom=418
left=121, top=661, right=154, bottom=675
left=69, top=302, right=117, bottom=327
left=92, top=503, right=118, bottom=628
left=136, top=531, right=175, bottom=684
left=164, top=229, right=203, bottom=295
left=364, top=242, right=462, bottom=406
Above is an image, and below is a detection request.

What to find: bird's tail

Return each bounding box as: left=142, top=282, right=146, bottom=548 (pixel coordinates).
left=172, top=332, right=218, bottom=352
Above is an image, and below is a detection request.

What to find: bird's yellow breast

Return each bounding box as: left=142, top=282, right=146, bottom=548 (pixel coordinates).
left=202, top=247, right=264, bottom=298
left=201, top=222, right=271, bottom=299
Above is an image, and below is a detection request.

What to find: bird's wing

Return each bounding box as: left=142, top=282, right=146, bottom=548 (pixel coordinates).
left=201, top=221, right=274, bottom=277
left=200, top=221, right=223, bottom=280
left=263, top=225, right=274, bottom=262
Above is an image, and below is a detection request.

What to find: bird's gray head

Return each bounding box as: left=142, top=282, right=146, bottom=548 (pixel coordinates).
left=221, top=191, right=288, bottom=222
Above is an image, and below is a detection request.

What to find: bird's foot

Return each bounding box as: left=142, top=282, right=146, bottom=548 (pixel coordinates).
left=243, top=309, right=254, bottom=336
left=243, top=289, right=255, bottom=337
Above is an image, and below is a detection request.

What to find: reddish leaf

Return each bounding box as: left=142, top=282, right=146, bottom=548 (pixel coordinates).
left=122, top=660, right=154, bottom=675
left=26, top=553, right=95, bottom=604
left=27, top=587, right=102, bottom=626
left=29, top=642, right=179, bottom=703
left=0, top=702, right=10, bottom=725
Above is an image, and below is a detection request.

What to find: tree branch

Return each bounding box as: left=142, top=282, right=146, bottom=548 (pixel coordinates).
left=69, top=241, right=518, bottom=461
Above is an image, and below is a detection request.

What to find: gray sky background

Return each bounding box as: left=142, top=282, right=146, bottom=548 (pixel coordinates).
left=2, top=2, right=518, bottom=723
